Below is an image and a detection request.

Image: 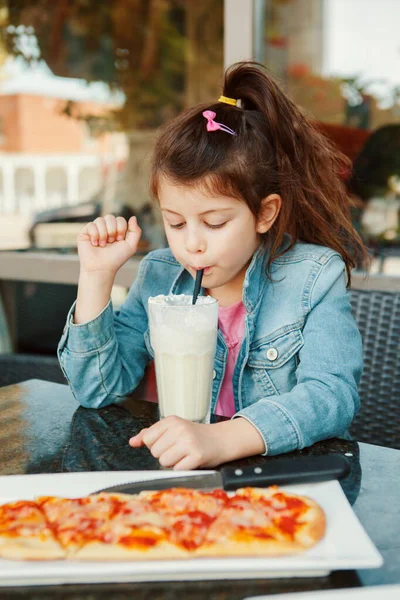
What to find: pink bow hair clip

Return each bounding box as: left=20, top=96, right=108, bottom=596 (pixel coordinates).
left=202, top=110, right=236, bottom=136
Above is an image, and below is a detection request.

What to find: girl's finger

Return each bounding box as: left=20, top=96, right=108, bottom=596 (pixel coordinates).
left=128, top=429, right=147, bottom=447
left=172, top=455, right=201, bottom=471
left=148, top=429, right=177, bottom=459
left=125, top=216, right=142, bottom=251
left=103, top=214, right=117, bottom=242
left=116, top=216, right=127, bottom=241
left=141, top=419, right=171, bottom=448
left=86, top=222, right=100, bottom=246
left=93, top=217, right=108, bottom=246
left=158, top=445, right=187, bottom=469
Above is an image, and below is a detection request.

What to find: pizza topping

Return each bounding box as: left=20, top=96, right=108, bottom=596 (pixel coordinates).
left=275, top=515, right=300, bottom=538
left=169, top=511, right=216, bottom=550
left=0, top=501, right=50, bottom=536
left=271, top=492, right=307, bottom=510
left=233, top=527, right=275, bottom=542
left=118, top=532, right=163, bottom=549
left=119, top=534, right=160, bottom=548
left=0, top=501, right=42, bottom=522
left=113, top=523, right=167, bottom=549
left=209, top=489, right=229, bottom=501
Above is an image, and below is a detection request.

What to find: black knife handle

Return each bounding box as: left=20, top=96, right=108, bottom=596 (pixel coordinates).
left=220, top=454, right=351, bottom=491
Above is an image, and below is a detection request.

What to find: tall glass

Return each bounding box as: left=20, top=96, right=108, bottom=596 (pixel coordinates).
left=148, top=294, right=218, bottom=423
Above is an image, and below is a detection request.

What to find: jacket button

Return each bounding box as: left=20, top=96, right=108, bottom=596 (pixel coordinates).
left=213, top=370, right=217, bottom=379
left=266, top=347, right=278, bottom=361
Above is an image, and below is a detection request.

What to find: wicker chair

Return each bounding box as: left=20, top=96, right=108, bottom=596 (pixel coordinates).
left=349, top=288, right=400, bottom=449
left=0, top=353, right=66, bottom=387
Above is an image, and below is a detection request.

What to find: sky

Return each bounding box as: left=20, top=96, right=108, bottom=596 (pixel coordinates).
left=323, top=0, right=400, bottom=105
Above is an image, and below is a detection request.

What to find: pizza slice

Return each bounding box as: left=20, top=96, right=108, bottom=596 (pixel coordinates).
left=0, top=500, right=65, bottom=560
left=139, top=488, right=229, bottom=551
left=72, top=492, right=188, bottom=560
left=196, top=486, right=326, bottom=557
left=36, top=494, right=122, bottom=558
left=239, top=486, right=326, bottom=548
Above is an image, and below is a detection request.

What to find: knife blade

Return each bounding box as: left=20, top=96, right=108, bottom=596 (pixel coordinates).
left=93, top=454, right=351, bottom=494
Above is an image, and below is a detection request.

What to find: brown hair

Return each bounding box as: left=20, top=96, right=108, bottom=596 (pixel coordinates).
left=151, top=62, right=368, bottom=284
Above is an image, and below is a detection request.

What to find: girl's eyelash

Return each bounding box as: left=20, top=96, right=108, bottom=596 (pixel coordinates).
left=169, top=223, right=184, bottom=229
left=169, top=222, right=226, bottom=230
left=207, top=222, right=226, bottom=229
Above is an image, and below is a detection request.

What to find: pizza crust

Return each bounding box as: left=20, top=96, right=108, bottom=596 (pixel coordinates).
left=0, top=536, right=65, bottom=560
left=73, top=539, right=189, bottom=561
left=295, top=504, right=326, bottom=547
left=195, top=538, right=307, bottom=557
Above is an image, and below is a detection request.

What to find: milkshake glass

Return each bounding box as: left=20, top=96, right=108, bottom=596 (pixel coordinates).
left=148, top=294, right=218, bottom=423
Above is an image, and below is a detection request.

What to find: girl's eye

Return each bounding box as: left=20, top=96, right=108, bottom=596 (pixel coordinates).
left=169, top=223, right=184, bottom=229
left=206, top=222, right=227, bottom=229
left=168, top=222, right=227, bottom=230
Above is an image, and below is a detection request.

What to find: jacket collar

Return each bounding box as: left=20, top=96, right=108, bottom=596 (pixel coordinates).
left=243, top=234, right=292, bottom=312
left=241, top=244, right=269, bottom=313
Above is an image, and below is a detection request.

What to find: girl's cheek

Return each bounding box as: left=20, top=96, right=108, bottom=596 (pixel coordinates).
left=164, top=230, right=177, bottom=247
left=166, top=239, right=184, bottom=263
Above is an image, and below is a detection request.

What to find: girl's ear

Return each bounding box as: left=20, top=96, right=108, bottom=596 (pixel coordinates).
left=256, top=194, right=281, bottom=234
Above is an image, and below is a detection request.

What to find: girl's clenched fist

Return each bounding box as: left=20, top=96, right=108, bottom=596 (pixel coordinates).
left=77, top=215, right=142, bottom=275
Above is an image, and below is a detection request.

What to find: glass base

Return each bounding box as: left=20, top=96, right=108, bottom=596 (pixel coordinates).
left=158, top=409, right=211, bottom=425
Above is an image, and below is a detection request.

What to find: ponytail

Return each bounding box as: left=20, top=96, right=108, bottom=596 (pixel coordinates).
left=152, top=62, right=369, bottom=283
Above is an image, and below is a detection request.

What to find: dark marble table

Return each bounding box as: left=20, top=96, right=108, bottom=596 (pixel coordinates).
left=0, top=379, right=399, bottom=599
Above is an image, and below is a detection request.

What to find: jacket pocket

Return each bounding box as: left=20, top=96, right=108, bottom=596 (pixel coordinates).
left=248, top=324, right=304, bottom=395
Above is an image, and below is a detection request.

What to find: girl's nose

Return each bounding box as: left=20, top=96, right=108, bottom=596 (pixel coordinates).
left=185, top=228, right=206, bottom=254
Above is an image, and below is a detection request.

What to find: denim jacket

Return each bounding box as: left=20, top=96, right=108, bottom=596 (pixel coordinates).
left=58, top=239, right=363, bottom=456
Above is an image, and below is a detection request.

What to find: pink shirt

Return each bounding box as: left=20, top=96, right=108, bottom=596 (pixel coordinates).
left=215, top=300, right=246, bottom=417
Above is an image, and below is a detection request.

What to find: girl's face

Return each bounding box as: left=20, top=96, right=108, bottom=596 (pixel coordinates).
left=158, top=177, right=262, bottom=305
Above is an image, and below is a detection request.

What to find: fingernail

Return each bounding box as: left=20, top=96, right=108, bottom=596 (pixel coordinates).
left=117, top=235, right=124, bottom=241
left=108, top=237, right=115, bottom=243
left=100, top=240, right=106, bottom=247
left=92, top=240, right=98, bottom=246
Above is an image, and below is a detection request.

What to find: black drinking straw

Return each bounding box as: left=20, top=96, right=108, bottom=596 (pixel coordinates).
left=192, top=269, right=204, bottom=304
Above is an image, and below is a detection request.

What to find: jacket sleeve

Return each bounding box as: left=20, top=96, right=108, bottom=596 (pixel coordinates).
left=57, top=257, right=152, bottom=408
left=234, top=255, right=363, bottom=455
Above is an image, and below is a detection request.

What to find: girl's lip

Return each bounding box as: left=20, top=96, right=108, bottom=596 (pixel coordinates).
left=192, top=266, right=213, bottom=274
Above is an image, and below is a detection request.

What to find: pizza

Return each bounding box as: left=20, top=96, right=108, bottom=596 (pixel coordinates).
left=0, top=500, right=65, bottom=560
left=0, top=486, right=325, bottom=561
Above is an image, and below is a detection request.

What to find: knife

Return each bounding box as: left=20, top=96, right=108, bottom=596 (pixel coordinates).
left=93, top=454, right=351, bottom=494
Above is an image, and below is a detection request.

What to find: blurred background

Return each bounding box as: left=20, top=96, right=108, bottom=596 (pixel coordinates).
left=0, top=0, right=399, bottom=360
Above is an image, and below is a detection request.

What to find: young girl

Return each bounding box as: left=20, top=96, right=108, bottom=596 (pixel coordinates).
left=58, top=62, right=367, bottom=470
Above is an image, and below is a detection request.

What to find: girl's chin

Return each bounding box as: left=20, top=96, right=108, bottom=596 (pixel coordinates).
left=204, top=275, right=228, bottom=292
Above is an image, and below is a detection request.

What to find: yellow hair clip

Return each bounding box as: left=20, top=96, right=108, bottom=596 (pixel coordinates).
left=218, top=95, right=242, bottom=108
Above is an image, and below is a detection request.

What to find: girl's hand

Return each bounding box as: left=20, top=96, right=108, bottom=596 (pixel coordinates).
left=77, top=215, right=142, bottom=275
left=129, top=416, right=227, bottom=470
